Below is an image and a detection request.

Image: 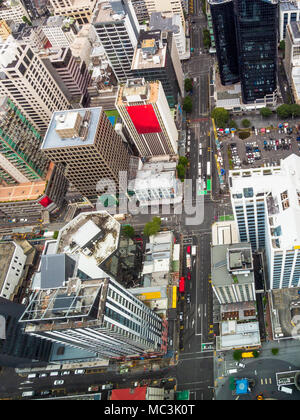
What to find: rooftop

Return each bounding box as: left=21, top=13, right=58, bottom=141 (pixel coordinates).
left=149, top=12, right=182, bottom=34
left=230, top=154, right=300, bottom=250
left=212, top=221, right=239, bottom=246
left=0, top=242, right=15, bottom=292
left=219, top=320, right=261, bottom=349
left=41, top=107, right=102, bottom=150
left=212, top=243, right=254, bottom=287
left=92, top=0, right=127, bottom=25
left=56, top=211, right=121, bottom=268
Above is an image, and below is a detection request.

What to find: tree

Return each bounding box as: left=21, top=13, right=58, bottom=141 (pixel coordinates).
left=179, top=156, right=188, bottom=167
left=233, top=349, right=243, bottom=361
left=184, top=78, right=193, bottom=93
left=260, top=107, right=272, bottom=118
left=211, top=107, right=229, bottom=128
left=183, top=96, right=193, bottom=113
left=203, top=29, right=211, bottom=49
left=252, top=350, right=260, bottom=358
left=228, top=119, right=238, bottom=129
left=279, top=40, right=285, bottom=51
left=242, top=119, right=251, bottom=128
left=289, top=104, right=300, bottom=118
left=122, top=224, right=135, bottom=239
left=143, top=217, right=161, bottom=237
left=22, top=15, right=32, bottom=26
left=276, top=104, right=291, bottom=119
left=177, top=163, right=186, bottom=182
left=271, top=348, right=279, bottom=356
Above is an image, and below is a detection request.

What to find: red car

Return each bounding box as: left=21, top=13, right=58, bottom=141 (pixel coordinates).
left=187, top=271, right=191, bottom=280
left=187, top=245, right=191, bottom=254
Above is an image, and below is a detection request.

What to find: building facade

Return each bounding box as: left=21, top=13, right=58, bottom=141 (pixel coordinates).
left=209, top=0, right=240, bottom=85
left=0, top=0, right=30, bottom=24
left=20, top=277, right=167, bottom=359
left=41, top=16, right=80, bottom=49
left=92, top=0, right=140, bottom=83
left=0, top=297, right=52, bottom=367
left=233, top=0, right=278, bottom=104
left=116, top=78, right=178, bottom=157
left=230, top=154, right=300, bottom=289
left=41, top=107, right=131, bottom=200
left=0, top=39, right=70, bottom=133
left=279, top=0, right=300, bottom=41
left=131, top=29, right=184, bottom=108
left=49, top=0, right=98, bottom=24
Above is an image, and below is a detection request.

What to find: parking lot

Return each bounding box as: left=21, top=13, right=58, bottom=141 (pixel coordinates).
left=217, top=123, right=300, bottom=181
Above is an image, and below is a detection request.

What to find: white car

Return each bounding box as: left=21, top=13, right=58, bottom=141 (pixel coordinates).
left=236, top=362, right=245, bottom=368
left=74, top=369, right=85, bottom=375
left=61, top=371, right=70, bottom=376
left=53, top=380, right=64, bottom=386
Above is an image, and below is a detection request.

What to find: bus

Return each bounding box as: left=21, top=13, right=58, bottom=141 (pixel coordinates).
left=241, top=352, right=254, bottom=358
left=207, top=161, right=211, bottom=177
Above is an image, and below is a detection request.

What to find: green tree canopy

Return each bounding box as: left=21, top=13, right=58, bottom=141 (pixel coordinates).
left=179, top=156, right=188, bottom=167
left=233, top=349, right=243, bottom=361
left=203, top=28, right=211, bottom=49
left=290, top=104, right=300, bottom=117
left=228, top=119, right=238, bottom=129
left=183, top=96, right=193, bottom=113
left=211, top=107, right=229, bottom=128
left=242, top=119, right=251, bottom=128
left=276, top=104, right=291, bottom=119
left=177, top=163, right=186, bottom=182
left=143, top=217, right=161, bottom=237
left=279, top=40, right=285, bottom=51
left=184, top=78, right=193, bottom=93
left=260, top=107, right=272, bottom=118
left=122, top=224, right=135, bottom=239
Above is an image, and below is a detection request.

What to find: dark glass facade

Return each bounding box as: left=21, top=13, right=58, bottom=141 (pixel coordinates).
left=210, top=0, right=240, bottom=85
left=0, top=298, right=52, bottom=367
left=233, top=0, right=278, bottom=103
left=209, top=0, right=278, bottom=103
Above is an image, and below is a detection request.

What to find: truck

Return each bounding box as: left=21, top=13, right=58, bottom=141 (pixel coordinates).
left=192, top=246, right=197, bottom=256
left=186, top=255, right=191, bottom=269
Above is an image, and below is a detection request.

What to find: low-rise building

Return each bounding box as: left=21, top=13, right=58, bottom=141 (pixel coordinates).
left=128, top=158, right=182, bottom=207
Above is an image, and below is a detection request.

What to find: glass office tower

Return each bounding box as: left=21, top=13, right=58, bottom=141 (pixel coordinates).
left=209, top=0, right=240, bottom=85
left=233, top=0, right=278, bottom=103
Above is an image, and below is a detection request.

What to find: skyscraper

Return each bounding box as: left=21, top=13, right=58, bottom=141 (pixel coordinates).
left=41, top=107, right=131, bottom=200
left=230, top=154, right=300, bottom=290
left=0, top=39, right=70, bottom=133
left=209, top=0, right=240, bottom=85
left=49, top=0, right=98, bottom=24
left=92, top=0, right=140, bottom=83
left=233, top=0, right=278, bottom=104
left=20, top=276, right=167, bottom=359
left=131, top=29, right=184, bottom=107
left=209, top=0, right=278, bottom=104
left=116, top=78, right=178, bottom=157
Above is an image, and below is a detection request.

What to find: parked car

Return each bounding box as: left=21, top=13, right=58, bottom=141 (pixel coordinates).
left=236, top=362, right=245, bottom=368
left=179, top=312, right=184, bottom=322
left=187, top=271, right=191, bottom=280
left=101, top=384, right=113, bottom=390
left=187, top=245, right=191, bottom=254
left=186, top=294, right=191, bottom=304
left=74, top=369, right=85, bottom=375
left=53, top=380, right=64, bottom=386
left=39, top=373, right=47, bottom=378
left=61, top=371, right=70, bottom=376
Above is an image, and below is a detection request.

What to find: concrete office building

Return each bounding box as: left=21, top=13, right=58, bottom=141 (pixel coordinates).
left=0, top=38, right=70, bottom=133
left=0, top=297, right=52, bottom=367
left=0, top=21, right=11, bottom=41
left=49, top=0, right=98, bottom=24
left=131, top=29, right=184, bottom=108
left=131, top=0, right=149, bottom=23
left=92, top=0, right=140, bottom=83
left=0, top=0, right=30, bottom=24
left=40, top=47, right=91, bottom=104
left=230, top=154, right=300, bottom=290
left=279, top=0, right=300, bottom=40
left=211, top=242, right=256, bottom=304
left=143, top=0, right=185, bottom=31
left=41, top=107, right=131, bottom=200
left=116, top=78, right=178, bottom=157
left=41, top=16, right=80, bottom=50
left=285, top=21, right=300, bottom=104
left=20, top=276, right=168, bottom=359
left=149, top=12, right=186, bottom=59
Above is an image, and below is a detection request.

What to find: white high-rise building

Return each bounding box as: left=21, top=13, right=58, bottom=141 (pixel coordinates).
left=49, top=0, right=98, bottom=24
left=230, top=154, right=300, bottom=289
left=92, top=0, right=140, bottom=83
left=41, top=16, right=80, bottom=49
left=0, top=0, right=30, bottom=24
left=0, top=38, right=70, bottom=133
